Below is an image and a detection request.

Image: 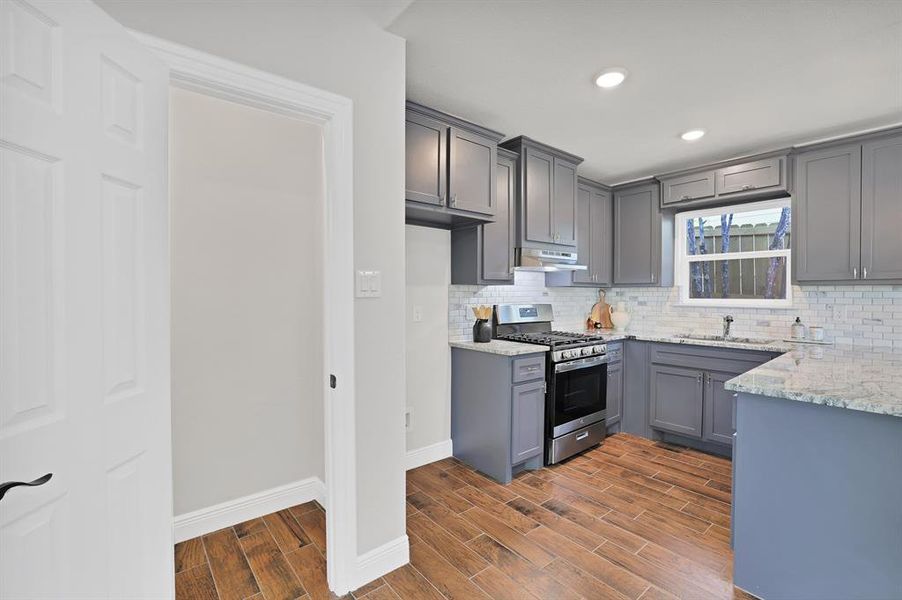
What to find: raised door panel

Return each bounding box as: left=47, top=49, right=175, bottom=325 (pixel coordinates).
left=552, top=157, right=578, bottom=245
left=649, top=364, right=703, bottom=438
left=524, top=147, right=553, bottom=243
left=511, top=380, right=545, bottom=463
left=449, top=127, right=496, bottom=216
left=861, top=134, right=902, bottom=280
left=704, top=371, right=737, bottom=445
left=405, top=111, right=447, bottom=206
left=716, top=158, right=783, bottom=196
left=614, top=185, right=657, bottom=284
left=481, top=154, right=515, bottom=282
left=591, top=188, right=613, bottom=285
left=572, top=184, right=593, bottom=283
left=661, top=171, right=715, bottom=205
left=794, top=144, right=861, bottom=281
left=606, top=362, right=623, bottom=425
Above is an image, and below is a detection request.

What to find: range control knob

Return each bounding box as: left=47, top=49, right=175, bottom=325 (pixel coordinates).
left=581, top=347, right=593, bottom=356
left=560, top=350, right=572, bottom=360
left=593, top=344, right=606, bottom=354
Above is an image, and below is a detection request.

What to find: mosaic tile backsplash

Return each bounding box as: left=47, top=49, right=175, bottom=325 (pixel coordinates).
left=449, top=271, right=902, bottom=349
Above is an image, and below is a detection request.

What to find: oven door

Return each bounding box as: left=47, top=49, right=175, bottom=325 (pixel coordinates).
left=549, top=355, right=608, bottom=438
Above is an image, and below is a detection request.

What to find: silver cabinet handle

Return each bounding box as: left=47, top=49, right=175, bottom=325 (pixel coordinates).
left=741, top=184, right=757, bottom=191
left=853, top=267, right=858, bottom=279
left=697, top=373, right=703, bottom=384
left=449, top=195, right=457, bottom=207
left=576, top=431, right=589, bottom=441
left=680, top=194, right=691, bottom=201
left=863, top=267, right=868, bottom=279
left=438, top=193, right=445, bottom=206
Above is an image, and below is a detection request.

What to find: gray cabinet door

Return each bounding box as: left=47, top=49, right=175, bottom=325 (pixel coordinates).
left=704, top=371, right=737, bottom=445
left=661, top=171, right=715, bottom=205
left=552, top=157, right=578, bottom=245
left=449, top=127, right=496, bottom=216
left=715, top=157, right=783, bottom=196
left=861, top=133, right=902, bottom=281
left=649, top=364, right=703, bottom=438
left=591, top=187, right=613, bottom=285
left=614, top=183, right=660, bottom=284
left=606, top=361, right=623, bottom=426
left=511, top=379, right=545, bottom=463
left=573, top=184, right=593, bottom=283
left=405, top=111, right=446, bottom=206
left=524, top=147, right=554, bottom=243
left=794, top=144, right=862, bottom=281
left=481, top=153, right=516, bottom=282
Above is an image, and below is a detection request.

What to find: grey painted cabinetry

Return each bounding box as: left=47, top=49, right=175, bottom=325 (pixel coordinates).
left=794, top=130, right=902, bottom=284
left=499, top=136, right=584, bottom=250
left=649, top=364, right=705, bottom=438
left=405, top=102, right=504, bottom=229
left=546, top=177, right=613, bottom=287
left=659, top=151, right=790, bottom=208
left=705, top=371, right=738, bottom=445
left=613, top=180, right=673, bottom=286
left=451, top=348, right=545, bottom=484
left=451, top=148, right=517, bottom=284
left=606, top=346, right=623, bottom=427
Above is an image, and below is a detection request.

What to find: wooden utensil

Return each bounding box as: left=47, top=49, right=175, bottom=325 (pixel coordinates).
left=588, top=290, right=614, bottom=329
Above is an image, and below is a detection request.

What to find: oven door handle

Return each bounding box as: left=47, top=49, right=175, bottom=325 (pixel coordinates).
left=554, top=355, right=610, bottom=373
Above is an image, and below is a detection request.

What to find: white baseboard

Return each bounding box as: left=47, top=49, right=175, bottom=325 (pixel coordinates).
left=405, top=439, right=453, bottom=471
left=352, top=535, right=410, bottom=591
left=173, top=476, right=326, bottom=543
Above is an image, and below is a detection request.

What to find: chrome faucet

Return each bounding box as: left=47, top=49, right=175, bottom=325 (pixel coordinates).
left=723, top=315, right=734, bottom=339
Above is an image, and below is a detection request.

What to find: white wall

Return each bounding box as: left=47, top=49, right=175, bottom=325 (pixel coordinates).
left=98, top=1, right=407, bottom=554
left=170, top=87, right=324, bottom=515
left=404, top=226, right=450, bottom=455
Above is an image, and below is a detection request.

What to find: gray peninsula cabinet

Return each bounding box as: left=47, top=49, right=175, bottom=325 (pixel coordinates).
left=450, top=148, right=517, bottom=284
left=659, top=151, right=790, bottom=208
left=794, top=129, right=902, bottom=283
left=451, top=348, right=545, bottom=484
left=546, top=177, right=613, bottom=287
left=499, top=136, right=583, bottom=250
left=613, top=180, right=674, bottom=286
left=405, top=101, right=504, bottom=229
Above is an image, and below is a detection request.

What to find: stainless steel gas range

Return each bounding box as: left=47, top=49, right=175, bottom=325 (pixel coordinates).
left=494, top=303, right=615, bottom=464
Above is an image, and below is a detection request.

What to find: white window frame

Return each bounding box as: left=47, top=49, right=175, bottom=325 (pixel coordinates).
left=675, top=198, right=792, bottom=308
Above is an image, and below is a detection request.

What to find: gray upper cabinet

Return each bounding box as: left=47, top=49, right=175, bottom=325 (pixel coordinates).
left=451, top=149, right=517, bottom=284
left=405, top=110, right=446, bottom=207
left=500, top=136, right=584, bottom=250
left=448, top=126, right=497, bottom=215
left=661, top=170, right=715, bottom=205
left=793, top=143, right=862, bottom=282
left=547, top=177, right=613, bottom=287
left=511, top=379, right=545, bottom=463
left=715, top=157, right=783, bottom=196
left=861, top=133, right=902, bottom=281
left=704, top=371, right=738, bottom=445
left=649, top=364, right=704, bottom=438
left=405, top=102, right=504, bottom=229
left=614, top=180, right=672, bottom=286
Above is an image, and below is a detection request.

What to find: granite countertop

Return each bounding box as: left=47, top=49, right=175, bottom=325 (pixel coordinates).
left=449, top=339, right=550, bottom=356
left=558, top=327, right=794, bottom=353
left=725, top=345, right=902, bottom=418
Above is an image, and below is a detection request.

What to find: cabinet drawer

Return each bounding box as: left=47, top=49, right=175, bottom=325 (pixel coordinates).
left=650, top=343, right=775, bottom=374
left=661, top=171, right=715, bottom=205
left=715, top=157, right=783, bottom=196
left=512, top=355, right=546, bottom=383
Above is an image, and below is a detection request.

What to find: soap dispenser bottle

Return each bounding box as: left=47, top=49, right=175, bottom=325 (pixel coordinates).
left=791, top=317, right=807, bottom=340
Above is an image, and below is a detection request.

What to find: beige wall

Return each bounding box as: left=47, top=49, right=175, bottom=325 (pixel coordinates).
left=98, top=2, right=407, bottom=554
left=170, top=87, right=324, bottom=515
left=404, top=226, right=450, bottom=454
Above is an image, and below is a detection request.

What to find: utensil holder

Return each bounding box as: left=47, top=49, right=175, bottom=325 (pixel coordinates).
left=473, top=319, right=492, bottom=343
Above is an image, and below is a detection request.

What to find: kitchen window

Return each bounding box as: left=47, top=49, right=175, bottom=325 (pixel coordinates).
left=675, top=198, right=792, bottom=308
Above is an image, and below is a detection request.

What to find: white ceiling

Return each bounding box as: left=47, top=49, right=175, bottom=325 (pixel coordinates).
left=389, top=0, right=902, bottom=183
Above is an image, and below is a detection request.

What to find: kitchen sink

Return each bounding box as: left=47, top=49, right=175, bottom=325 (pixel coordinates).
left=675, top=333, right=777, bottom=345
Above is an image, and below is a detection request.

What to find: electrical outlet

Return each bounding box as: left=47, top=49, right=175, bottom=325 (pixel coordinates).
left=827, top=304, right=844, bottom=321
left=405, top=408, right=413, bottom=432
left=413, top=305, right=423, bottom=323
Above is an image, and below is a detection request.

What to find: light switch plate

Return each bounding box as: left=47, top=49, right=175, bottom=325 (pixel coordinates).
left=355, top=270, right=382, bottom=298
left=412, top=305, right=423, bottom=322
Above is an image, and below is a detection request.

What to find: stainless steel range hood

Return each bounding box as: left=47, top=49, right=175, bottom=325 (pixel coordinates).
left=515, top=248, right=588, bottom=272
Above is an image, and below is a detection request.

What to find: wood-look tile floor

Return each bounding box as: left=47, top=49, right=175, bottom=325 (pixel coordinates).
left=176, top=433, right=753, bottom=600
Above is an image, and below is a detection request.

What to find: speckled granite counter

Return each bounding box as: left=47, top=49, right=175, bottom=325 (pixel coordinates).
left=449, top=339, right=549, bottom=356
left=725, top=345, right=902, bottom=418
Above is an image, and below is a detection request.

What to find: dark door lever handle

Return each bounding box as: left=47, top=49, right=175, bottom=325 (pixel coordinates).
left=0, top=473, right=53, bottom=501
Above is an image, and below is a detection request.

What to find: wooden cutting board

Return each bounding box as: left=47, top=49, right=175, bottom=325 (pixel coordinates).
left=588, top=290, right=614, bottom=329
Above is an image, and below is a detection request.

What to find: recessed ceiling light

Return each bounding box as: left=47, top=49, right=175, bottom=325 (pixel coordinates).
left=595, top=68, right=628, bottom=89
left=680, top=129, right=706, bottom=142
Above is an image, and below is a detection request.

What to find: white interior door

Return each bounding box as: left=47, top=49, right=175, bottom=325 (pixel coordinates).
left=0, top=1, right=172, bottom=597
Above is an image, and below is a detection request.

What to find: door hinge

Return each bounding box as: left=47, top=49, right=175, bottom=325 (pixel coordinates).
left=330, top=374, right=337, bottom=389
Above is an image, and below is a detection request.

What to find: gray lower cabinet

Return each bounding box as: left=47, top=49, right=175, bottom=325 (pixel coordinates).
left=451, top=148, right=517, bottom=284
left=649, top=364, right=705, bottom=438
left=606, top=359, right=623, bottom=427
left=511, top=380, right=545, bottom=463
left=613, top=180, right=673, bottom=286
left=451, top=348, right=545, bottom=484
left=704, top=370, right=739, bottom=445
left=546, top=177, right=613, bottom=287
